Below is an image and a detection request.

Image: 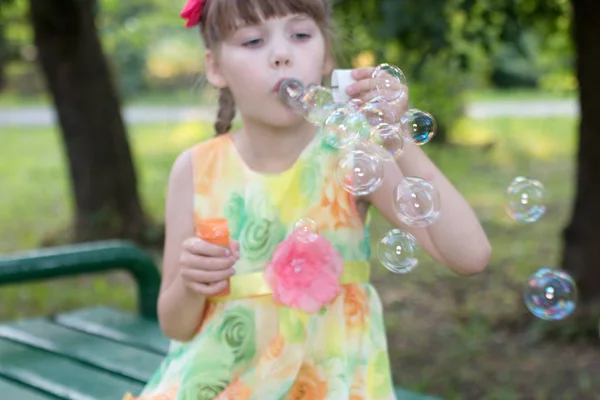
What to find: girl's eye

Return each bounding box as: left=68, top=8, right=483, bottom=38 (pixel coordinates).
left=293, top=33, right=311, bottom=40
left=243, top=38, right=263, bottom=47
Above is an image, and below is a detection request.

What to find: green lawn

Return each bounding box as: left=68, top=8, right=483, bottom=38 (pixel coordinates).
left=0, top=89, right=216, bottom=108
left=1, top=115, right=598, bottom=399
left=0, top=87, right=577, bottom=108
left=464, top=88, right=577, bottom=103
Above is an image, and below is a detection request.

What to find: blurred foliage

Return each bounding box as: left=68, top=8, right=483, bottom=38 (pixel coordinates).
left=96, top=0, right=203, bottom=98
left=333, top=0, right=574, bottom=138
left=0, top=0, right=576, bottom=124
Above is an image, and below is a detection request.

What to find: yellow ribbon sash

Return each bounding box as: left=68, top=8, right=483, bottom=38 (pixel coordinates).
left=208, top=260, right=371, bottom=303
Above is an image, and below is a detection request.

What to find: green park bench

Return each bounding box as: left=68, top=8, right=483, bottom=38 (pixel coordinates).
left=0, top=240, right=442, bottom=400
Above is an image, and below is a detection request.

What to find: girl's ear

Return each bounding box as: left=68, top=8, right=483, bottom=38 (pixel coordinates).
left=205, top=49, right=228, bottom=88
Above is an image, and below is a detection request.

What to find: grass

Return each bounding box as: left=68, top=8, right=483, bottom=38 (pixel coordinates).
left=0, top=87, right=577, bottom=108
left=464, top=88, right=576, bottom=103
left=1, top=115, right=598, bottom=399
left=0, top=89, right=217, bottom=108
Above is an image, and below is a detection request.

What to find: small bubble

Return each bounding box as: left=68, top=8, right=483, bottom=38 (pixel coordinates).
left=505, top=176, right=546, bottom=223
left=293, top=217, right=319, bottom=243
left=524, top=268, right=577, bottom=321
left=377, top=229, right=419, bottom=274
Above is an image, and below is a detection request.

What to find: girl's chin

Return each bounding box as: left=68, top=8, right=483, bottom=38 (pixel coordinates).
left=244, top=107, right=309, bottom=128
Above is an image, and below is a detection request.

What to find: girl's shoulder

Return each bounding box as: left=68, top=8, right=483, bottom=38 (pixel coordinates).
left=190, top=133, right=232, bottom=157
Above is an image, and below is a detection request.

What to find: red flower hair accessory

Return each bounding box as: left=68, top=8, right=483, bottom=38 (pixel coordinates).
left=180, top=0, right=207, bottom=28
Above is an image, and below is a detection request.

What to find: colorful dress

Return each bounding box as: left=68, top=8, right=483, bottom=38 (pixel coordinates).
left=123, top=131, right=398, bottom=400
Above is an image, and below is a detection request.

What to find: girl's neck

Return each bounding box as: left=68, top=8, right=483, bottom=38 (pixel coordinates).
left=232, top=118, right=318, bottom=174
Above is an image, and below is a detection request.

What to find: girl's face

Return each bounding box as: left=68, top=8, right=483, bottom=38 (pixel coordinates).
left=206, top=13, right=333, bottom=128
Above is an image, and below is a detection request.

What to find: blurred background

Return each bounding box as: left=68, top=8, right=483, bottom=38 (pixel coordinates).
left=0, top=0, right=598, bottom=398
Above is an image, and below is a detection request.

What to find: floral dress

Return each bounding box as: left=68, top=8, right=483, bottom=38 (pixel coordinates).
left=123, top=131, right=398, bottom=400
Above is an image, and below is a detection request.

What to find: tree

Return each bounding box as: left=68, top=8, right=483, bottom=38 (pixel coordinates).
left=561, top=0, right=600, bottom=328
left=28, top=0, right=148, bottom=242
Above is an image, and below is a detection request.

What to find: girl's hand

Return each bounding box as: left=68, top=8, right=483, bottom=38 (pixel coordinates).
left=178, top=237, right=239, bottom=295
left=345, top=67, right=409, bottom=120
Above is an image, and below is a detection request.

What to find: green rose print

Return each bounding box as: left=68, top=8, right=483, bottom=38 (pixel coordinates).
left=240, top=217, right=286, bottom=263
left=179, top=377, right=229, bottom=400
left=178, top=340, right=233, bottom=400
left=299, top=159, right=322, bottom=202
left=224, top=192, right=246, bottom=239
left=217, top=307, right=257, bottom=366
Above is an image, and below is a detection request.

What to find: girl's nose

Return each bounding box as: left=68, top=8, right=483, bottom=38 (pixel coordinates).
left=270, top=40, right=293, bottom=69
left=274, top=58, right=291, bottom=67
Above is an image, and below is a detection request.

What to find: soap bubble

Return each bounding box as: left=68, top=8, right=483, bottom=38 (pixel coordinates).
left=358, top=101, right=386, bottom=127
left=323, top=106, right=359, bottom=149
left=400, top=109, right=437, bottom=145
left=279, top=78, right=305, bottom=110
left=393, top=177, right=441, bottom=227
left=343, top=110, right=372, bottom=142
left=336, top=148, right=384, bottom=196
left=302, top=84, right=335, bottom=125
left=370, top=123, right=405, bottom=159
left=293, top=217, right=319, bottom=243
left=505, top=177, right=546, bottom=223
left=359, top=99, right=399, bottom=127
left=524, top=268, right=577, bottom=321
left=345, top=98, right=364, bottom=113
left=370, top=64, right=408, bottom=103
left=377, top=229, right=419, bottom=274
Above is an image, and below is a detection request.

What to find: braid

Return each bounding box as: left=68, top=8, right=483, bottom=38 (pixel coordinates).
left=214, top=88, right=236, bottom=135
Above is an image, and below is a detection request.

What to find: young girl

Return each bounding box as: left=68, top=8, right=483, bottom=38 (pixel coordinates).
left=124, top=0, right=491, bottom=398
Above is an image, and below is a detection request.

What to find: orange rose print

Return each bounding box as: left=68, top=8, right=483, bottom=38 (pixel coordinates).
left=307, top=171, right=361, bottom=231
left=265, top=334, right=285, bottom=360
left=192, top=137, right=227, bottom=196
left=344, top=285, right=369, bottom=329
left=288, top=363, right=328, bottom=400
left=349, top=371, right=366, bottom=400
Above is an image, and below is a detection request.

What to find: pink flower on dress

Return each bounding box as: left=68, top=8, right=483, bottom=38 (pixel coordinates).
left=180, top=0, right=207, bottom=28
left=265, top=235, right=344, bottom=313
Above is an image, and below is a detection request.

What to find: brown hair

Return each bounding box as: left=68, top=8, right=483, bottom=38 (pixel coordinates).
left=198, top=0, right=335, bottom=135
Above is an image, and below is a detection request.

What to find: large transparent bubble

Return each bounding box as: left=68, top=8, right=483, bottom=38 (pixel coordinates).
left=393, top=177, right=441, bottom=227
left=370, top=123, right=405, bottom=160
left=370, top=63, right=408, bottom=103
left=323, top=106, right=360, bottom=149
left=301, top=84, right=335, bottom=125
left=335, top=148, right=384, bottom=196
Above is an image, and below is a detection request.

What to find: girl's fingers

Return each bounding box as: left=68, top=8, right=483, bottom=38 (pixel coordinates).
left=185, top=280, right=229, bottom=296
left=229, top=239, right=241, bottom=258
left=180, top=252, right=236, bottom=271
left=351, top=67, right=375, bottom=81
left=346, top=78, right=372, bottom=98
left=181, top=267, right=235, bottom=284
left=183, top=237, right=231, bottom=257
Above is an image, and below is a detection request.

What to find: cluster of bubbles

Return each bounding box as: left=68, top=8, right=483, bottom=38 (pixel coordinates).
left=505, top=176, right=577, bottom=321
left=281, top=63, right=577, bottom=322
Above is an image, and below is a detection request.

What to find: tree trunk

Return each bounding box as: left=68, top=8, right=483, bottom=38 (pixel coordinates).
left=561, top=0, right=600, bottom=311
left=0, top=18, right=6, bottom=92
left=29, top=0, right=148, bottom=242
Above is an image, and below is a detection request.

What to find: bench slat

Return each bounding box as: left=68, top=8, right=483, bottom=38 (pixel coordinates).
left=0, top=319, right=163, bottom=383
left=54, top=307, right=169, bottom=355
left=0, top=376, right=55, bottom=400
left=0, top=338, right=143, bottom=400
